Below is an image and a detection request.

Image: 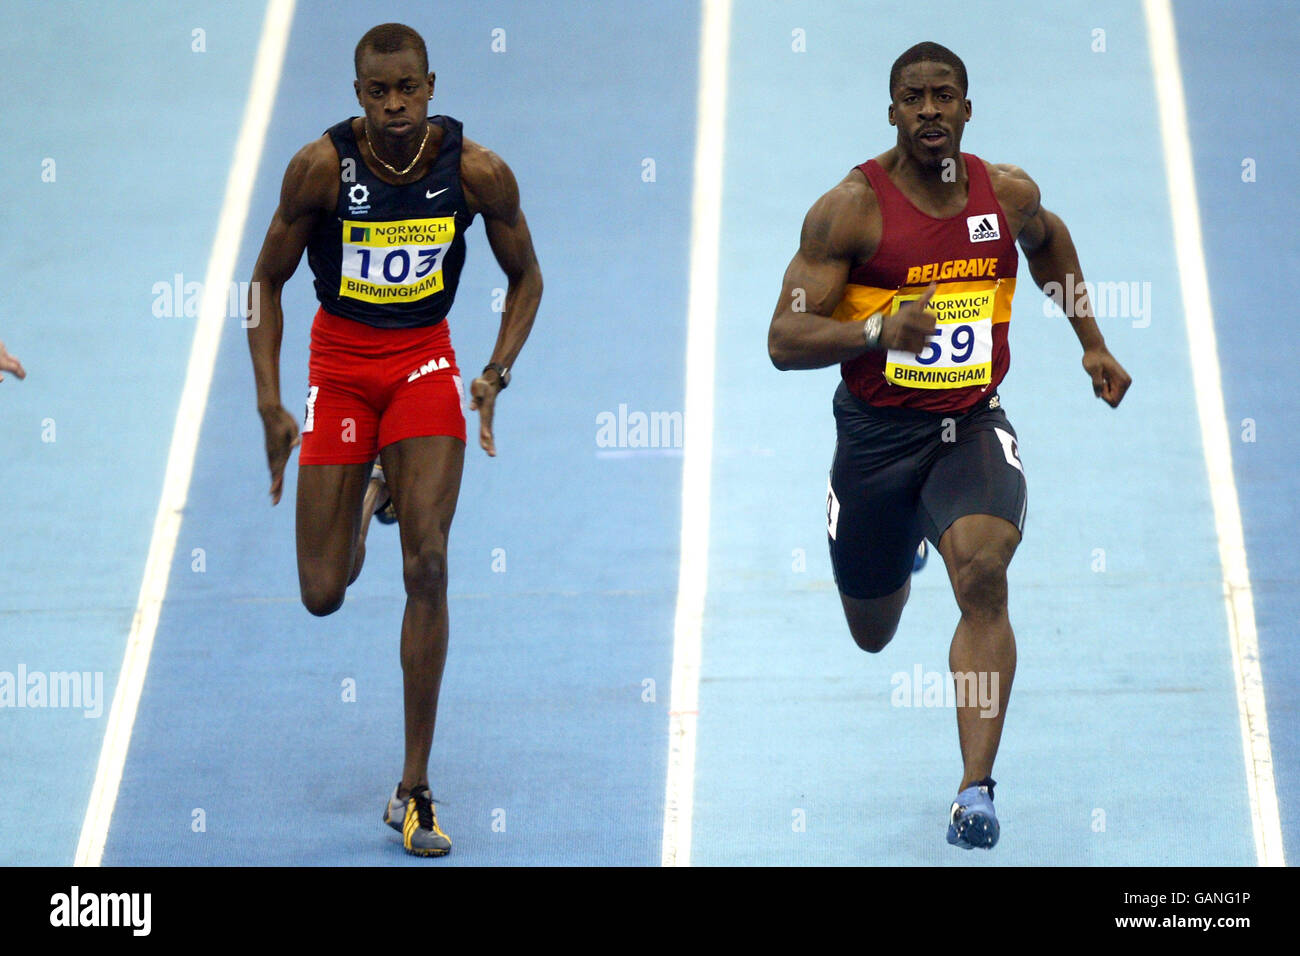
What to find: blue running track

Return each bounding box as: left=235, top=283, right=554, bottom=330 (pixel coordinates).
left=1, top=0, right=1295, bottom=866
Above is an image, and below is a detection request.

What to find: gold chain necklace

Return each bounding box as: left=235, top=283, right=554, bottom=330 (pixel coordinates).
left=364, top=119, right=431, bottom=177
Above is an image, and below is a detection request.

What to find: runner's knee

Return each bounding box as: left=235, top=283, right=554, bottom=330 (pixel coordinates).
left=848, top=618, right=900, bottom=654
left=841, top=582, right=908, bottom=653
left=953, top=546, right=1010, bottom=619
left=403, top=537, right=448, bottom=601
left=301, top=578, right=347, bottom=617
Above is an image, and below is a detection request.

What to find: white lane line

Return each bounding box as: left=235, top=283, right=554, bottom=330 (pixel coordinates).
left=1144, top=0, right=1284, bottom=867
left=661, top=0, right=731, bottom=868
left=74, top=0, right=297, bottom=867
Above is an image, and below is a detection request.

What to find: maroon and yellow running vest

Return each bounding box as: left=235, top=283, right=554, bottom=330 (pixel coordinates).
left=834, top=153, right=1018, bottom=413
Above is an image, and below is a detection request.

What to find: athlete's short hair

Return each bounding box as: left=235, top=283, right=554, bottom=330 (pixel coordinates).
left=355, top=23, right=429, bottom=77
left=889, top=42, right=968, bottom=98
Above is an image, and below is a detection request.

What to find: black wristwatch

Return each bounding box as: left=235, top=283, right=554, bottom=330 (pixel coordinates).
left=483, top=362, right=510, bottom=390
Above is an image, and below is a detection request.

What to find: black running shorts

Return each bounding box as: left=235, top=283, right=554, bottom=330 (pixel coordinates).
left=827, top=381, right=1028, bottom=599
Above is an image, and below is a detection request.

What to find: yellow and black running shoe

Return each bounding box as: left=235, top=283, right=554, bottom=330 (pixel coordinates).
left=385, top=784, right=451, bottom=857
left=382, top=786, right=405, bottom=833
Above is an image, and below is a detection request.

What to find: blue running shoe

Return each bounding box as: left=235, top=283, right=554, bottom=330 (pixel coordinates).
left=912, top=539, right=929, bottom=574
left=946, top=778, right=999, bottom=849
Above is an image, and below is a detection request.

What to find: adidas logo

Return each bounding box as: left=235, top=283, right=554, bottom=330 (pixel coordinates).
left=967, top=214, right=1000, bottom=243
left=407, top=356, right=450, bottom=382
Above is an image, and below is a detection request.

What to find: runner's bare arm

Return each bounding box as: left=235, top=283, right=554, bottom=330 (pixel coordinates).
left=248, top=138, right=334, bottom=412
left=1005, top=166, right=1132, bottom=408
left=462, top=143, right=543, bottom=456
left=247, top=137, right=336, bottom=502
left=769, top=181, right=936, bottom=370
left=767, top=186, right=872, bottom=370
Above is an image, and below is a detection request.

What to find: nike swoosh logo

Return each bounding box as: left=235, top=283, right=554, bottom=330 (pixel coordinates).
left=426, top=188, right=448, bottom=199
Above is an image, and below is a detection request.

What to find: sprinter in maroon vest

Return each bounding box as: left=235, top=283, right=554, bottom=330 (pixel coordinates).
left=767, top=41, right=1130, bottom=850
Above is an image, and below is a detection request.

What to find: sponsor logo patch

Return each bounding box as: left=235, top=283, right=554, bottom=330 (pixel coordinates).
left=967, top=213, right=1000, bottom=243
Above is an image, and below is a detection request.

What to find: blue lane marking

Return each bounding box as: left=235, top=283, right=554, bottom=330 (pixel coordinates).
left=1174, top=0, right=1300, bottom=860
left=101, top=1, right=698, bottom=864
left=690, top=0, right=1254, bottom=865
left=0, top=1, right=266, bottom=866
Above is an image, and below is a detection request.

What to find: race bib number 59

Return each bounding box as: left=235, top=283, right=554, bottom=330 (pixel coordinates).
left=885, top=287, right=996, bottom=389
left=339, top=217, right=455, bottom=304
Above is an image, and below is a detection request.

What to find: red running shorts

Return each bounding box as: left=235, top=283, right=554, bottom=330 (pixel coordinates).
left=298, top=306, right=467, bottom=465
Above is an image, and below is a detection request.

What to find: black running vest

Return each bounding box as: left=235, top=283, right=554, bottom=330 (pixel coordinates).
left=307, top=116, right=473, bottom=329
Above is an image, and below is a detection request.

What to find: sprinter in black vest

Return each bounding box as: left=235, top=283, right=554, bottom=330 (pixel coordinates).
left=247, top=23, right=543, bottom=857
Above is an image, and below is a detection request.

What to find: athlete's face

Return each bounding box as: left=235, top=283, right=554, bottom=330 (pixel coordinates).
left=888, top=61, right=971, bottom=169
left=353, top=46, right=435, bottom=140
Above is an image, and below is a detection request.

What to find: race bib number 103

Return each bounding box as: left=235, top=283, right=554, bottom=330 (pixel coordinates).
left=339, top=217, right=455, bottom=304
